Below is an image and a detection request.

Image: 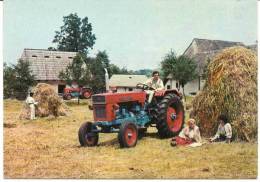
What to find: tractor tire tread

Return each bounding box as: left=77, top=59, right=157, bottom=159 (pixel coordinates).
left=78, top=122, right=99, bottom=147
left=155, top=93, right=185, bottom=138
left=118, top=122, right=138, bottom=148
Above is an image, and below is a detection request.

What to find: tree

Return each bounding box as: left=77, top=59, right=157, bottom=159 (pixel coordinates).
left=59, top=51, right=112, bottom=94
left=161, top=50, right=198, bottom=100
left=109, top=64, right=121, bottom=76
left=59, top=53, right=91, bottom=104
left=134, top=69, right=153, bottom=77
left=59, top=53, right=90, bottom=86
left=118, top=67, right=131, bottom=75
left=86, top=51, right=110, bottom=93
left=52, top=13, right=96, bottom=55
left=96, top=51, right=110, bottom=68
left=86, top=51, right=136, bottom=93
left=202, top=58, right=211, bottom=79
left=13, top=60, right=36, bottom=99
left=4, top=60, right=36, bottom=99
left=47, top=47, right=57, bottom=51
left=4, top=63, right=15, bottom=98
left=108, top=64, right=136, bottom=77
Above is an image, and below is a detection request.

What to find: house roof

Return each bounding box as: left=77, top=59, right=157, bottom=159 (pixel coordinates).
left=20, top=49, right=77, bottom=80
left=183, top=38, right=244, bottom=56
left=109, top=74, right=148, bottom=87
left=182, top=38, right=257, bottom=74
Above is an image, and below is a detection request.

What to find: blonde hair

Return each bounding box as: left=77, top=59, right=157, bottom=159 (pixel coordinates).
left=187, top=118, right=195, bottom=126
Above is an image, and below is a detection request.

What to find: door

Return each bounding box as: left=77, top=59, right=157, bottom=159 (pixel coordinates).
left=58, top=85, right=66, bottom=94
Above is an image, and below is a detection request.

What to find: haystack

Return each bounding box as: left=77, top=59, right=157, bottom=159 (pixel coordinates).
left=19, top=83, right=69, bottom=119
left=192, top=46, right=257, bottom=141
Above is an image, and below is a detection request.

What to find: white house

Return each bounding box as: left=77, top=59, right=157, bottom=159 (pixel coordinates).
left=109, top=74, right=148, bottom=92
left=164, top=73, right=206, bottom=96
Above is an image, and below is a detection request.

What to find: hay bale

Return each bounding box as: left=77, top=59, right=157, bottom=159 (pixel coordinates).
left=192, top=46, right=257, bottom=141
left=19, top=83, right=69, bottom=119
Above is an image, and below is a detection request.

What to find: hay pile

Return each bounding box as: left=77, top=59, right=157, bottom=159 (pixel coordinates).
left=19, top=83, right=69, bottom=119
left=192, top=46, right=257, bottom=141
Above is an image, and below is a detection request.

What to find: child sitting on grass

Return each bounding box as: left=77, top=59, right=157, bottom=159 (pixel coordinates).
left=171, top=118, right=202, bottom=147
left=210, top=114, right=232, bottom=143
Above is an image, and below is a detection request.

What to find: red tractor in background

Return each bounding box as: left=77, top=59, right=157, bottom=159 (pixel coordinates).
left=78, top=83, right=185, bottom=148
left=63, top=87, right=93, bottom=100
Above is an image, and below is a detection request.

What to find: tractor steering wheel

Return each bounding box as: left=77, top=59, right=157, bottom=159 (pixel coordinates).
left=136, top=83, right=155, bottom=91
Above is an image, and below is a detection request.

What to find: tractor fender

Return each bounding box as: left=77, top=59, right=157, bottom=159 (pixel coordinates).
left=154, top=89, right=182, bottom=99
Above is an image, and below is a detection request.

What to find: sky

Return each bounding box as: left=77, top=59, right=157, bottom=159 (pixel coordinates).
left=3, top=0, right=257, bottom=70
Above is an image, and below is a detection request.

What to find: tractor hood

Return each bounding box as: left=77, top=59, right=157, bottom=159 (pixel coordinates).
left=92, top=91, right=146, bottom=105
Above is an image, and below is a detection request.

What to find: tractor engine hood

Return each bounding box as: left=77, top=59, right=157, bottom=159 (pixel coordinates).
left=92, top=91, right=146, bottom=105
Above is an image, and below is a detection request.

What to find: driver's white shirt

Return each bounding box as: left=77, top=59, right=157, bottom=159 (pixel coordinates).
left=145, top=78, right=164, bottom=90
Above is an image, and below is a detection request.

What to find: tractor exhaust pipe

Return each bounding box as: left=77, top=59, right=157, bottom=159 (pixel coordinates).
left=104, top=68, right=109, bottom=92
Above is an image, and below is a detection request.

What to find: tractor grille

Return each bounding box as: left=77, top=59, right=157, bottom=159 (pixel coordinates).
left=94, top=105, right=106, bottom=118
left=92, top=96, right=106, bottom=104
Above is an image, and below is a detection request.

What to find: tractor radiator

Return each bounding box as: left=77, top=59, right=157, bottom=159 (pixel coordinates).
left=94, top=105, right=106, bottom=118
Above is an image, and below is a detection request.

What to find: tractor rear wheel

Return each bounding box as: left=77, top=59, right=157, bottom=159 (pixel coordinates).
left=156, top=93, right=185, bottom=138
left=118, top=122, right=138, bottom=148
left=78, top=122, right=99, bottom=147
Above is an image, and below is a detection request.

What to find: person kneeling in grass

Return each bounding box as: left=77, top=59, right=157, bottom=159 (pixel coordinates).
left=171, top=118, right=202, bottom=147
left=210, top=114, right=232, bottom=143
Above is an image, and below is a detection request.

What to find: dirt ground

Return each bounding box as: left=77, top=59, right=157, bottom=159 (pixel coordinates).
left=3, top=99, right=257, bottom=179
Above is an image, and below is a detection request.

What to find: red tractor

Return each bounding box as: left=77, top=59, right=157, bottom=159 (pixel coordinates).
left=63, top=87, right=92, bottom=100
left=78, top=83, right=184, bottom=148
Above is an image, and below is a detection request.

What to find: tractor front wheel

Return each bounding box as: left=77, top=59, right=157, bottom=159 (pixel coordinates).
left=65, top=94, right=72, bottom=100
left=118, top=122, right=138, bottom=148
left=78, top=122, right=99, bottom=147
left=156, top=93, right=185, bottom=138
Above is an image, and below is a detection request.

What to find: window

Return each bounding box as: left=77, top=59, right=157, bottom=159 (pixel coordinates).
left=167, top=85, right=170, bottom=89
left=32, top=55, right=37, bottom=57
left=44, top=56, right=50, bottom=58
left=129, top=88, right=133, bottom=91
left=68, top=57, right=73, bottom=59
left=176, top=82, right=179, bottom=88
left=56, top=56, right=61, bottom=58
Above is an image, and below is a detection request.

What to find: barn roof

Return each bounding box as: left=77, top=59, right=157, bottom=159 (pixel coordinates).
left=109, top=74, right=148, bottom=87
left=183, top=38, right=244, bottom=56
left=182, top=38, right=257, bottom=74
left=20, top=49, right=77, bottom=80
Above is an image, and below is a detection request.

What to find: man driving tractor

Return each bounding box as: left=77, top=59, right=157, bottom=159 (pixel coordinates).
left=145, top=71, right=164, bottom=103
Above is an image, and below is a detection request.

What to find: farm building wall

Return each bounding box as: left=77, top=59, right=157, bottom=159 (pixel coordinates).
left=165, top=79, right=205, bottom=96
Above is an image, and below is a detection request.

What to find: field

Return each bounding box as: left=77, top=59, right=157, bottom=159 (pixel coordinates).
left=3, top=99, right=257, bottom=179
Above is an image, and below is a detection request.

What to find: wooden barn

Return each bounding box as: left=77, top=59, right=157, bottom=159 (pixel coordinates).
left=20, top=48, right=77, bottom=94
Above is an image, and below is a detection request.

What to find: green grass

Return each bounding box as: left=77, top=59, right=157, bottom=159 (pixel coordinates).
left=3, top=99, right=257, bottom=179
